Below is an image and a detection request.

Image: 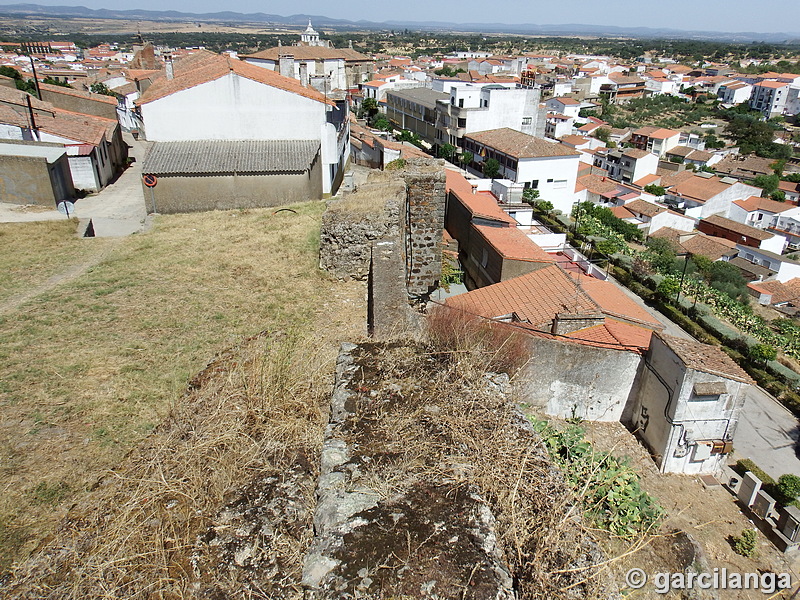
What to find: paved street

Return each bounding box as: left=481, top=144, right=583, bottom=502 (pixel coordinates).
left=733, top=384, right=800, bottom=478
left=608, top=274, right=800, bottom=478
left=0, top=133, right=149, bottom=236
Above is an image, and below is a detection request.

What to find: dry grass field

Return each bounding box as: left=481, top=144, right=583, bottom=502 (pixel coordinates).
left=0, top=203, right=365, bottom=574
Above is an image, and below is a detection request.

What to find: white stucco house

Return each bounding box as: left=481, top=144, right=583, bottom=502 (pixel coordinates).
left=664, top=172, right=761, bottom=220
left=135, top=50, right=349, bottom=196
left=462, top=128, right=580, bottom=214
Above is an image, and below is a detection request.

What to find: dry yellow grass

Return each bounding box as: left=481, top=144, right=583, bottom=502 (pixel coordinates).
left=0, top=203, right=365, bottom=574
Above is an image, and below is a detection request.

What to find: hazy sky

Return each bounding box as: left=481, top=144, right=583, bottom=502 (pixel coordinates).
left=25, top=0, right=800, bottom=34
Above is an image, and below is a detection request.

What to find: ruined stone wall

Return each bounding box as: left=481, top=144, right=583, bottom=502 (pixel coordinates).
left=318, top=172, right=405, bottom=280
left=319, top=160, right=446, bottom=336
left=401, top=159, right=446, bottom=299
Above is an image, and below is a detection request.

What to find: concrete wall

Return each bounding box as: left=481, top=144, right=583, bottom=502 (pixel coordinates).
left=629, top=335, right=747, bottom=474
left=515, top=334, right=643, bottom=422
left=0, top=153, right=74, bottom=205
left=142, top=159, right=323, bottom=214
left=140, top=73, right=329, bottom=143
left=140, top=72, right=340, bottom=195
left=38, top=88, right=118, bottom=120
left=515, top=154, right=580, bottom=214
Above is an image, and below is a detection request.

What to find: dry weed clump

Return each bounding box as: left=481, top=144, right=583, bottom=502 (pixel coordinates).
left=342, top=341, right=611, bottom=598
left=4, top=330, right=330, bottom=599
left=425, top=303, right=531, bottom=376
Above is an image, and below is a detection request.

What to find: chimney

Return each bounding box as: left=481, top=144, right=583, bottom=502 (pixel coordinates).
left=551, top=312, right=605, bottom=336
left=164, top=52, right=174, bottom=80
left=299, top=62, right=309, bottom=87
left=279, top=52, right=294, bottom=79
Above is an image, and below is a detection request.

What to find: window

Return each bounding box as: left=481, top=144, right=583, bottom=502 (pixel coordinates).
left=531, top=180, right=539, bottom=189
left=553, top=179, right=567, bottom=189
left=481, top=248, right=489, bottom=268
left=458, top=99, right=464, bottom=108
left=547, top=178, right=553, bottom=183
left=522, top=116, right=532, bottom=126
left=457, top=117, right=467, bottom=128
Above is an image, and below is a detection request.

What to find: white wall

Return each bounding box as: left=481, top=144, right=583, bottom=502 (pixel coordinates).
left=515, top=154, right=580, bottom=214
left=140, top=73, right=327, bottom=142
left=139, top=72, right=340, bottom=193
left=67, top=154, right=99, bottom=191
left=649, top=210, right=695, bottom=234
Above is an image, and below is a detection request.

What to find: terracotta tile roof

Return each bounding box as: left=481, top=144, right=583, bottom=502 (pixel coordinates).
left=623, top=148, right=650, bottom=159
left=714, top=154, right=774, bottom=178
left=577, top=173, right=631, bottom=197
left=733, top=195, right=795, bottom=214
left=0, top=87, right=114, bottom=145
left=472, top=224, right=555, bottom=261
left=634, top=173, right=662, bottom=187
left=670, top=174, right=734, bottom=202
left=625, top=199, right=666, bottom=217
left=608, top=73, right=645, bottom=85
left=657, top=334, right=754, bottom=383
left=569, top=319, right=655, bottom=350
left=445, top=170, right=516, bottom=225
left=778, top=180, right=800, bottom=194
left=571, top=272, right=661, bottom=328
left=445, top=264, right=597, bottom=326
left=40, top=108, right=116, bottom=146
left=657, top=168, right=695, bottom=188
left=578, top=122, right=600, bottom=133
left=551, top=96, right=580, bottom=105
left=701, top=214, right=774, bottom=241
left=559, top=134, right=590, bottom=145
left=644, top=127, right=680, bottom=140
left=126, top=68, right=161, bottom=80
left=38, top=82, right=118, bottom=105
left=242, top=46, right=370, bottom=62
left=679, top=233, right=738, bottom=261
left=748, top=278, right=800, bottom=305
left=755, top=80, right=788, bottom=89
left=363, top=79, right=388, bottom=86
left=444, top=264, right=660, bottom=351
left=667, top=145, right=694, bottom=158
left=610, top=205, right=636, bottom=219
left=466, top=128, right=579, bottom=159
left=138, top=50, right=333, bottom=106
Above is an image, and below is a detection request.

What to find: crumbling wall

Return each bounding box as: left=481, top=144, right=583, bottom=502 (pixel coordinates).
left=318, top=172, right=405, bottom=280
left=516, top=334, right=644, bottom=422
left=401, top=159, right=446, bottom=299
left=302, top=341, right=609, bottom=598
left=319, top=159, right=446, bottom=337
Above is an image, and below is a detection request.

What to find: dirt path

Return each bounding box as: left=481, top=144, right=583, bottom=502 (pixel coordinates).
left=0, top=243, right=117, bottom=317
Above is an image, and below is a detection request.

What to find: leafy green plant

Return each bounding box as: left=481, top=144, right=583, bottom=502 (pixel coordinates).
left=731, top=528, right=757, bottom=557
left=483, top=158, right=500, bottom=178
left=777, top=474, right=800, bottom=504
left=531, top=419, right=663, bottom=539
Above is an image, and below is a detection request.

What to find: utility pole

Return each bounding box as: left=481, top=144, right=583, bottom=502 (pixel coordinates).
left=27, top=53, right=42, bottom=100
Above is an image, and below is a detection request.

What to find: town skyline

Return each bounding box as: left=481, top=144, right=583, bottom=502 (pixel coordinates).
left=2, top=0, right=800, bottom=39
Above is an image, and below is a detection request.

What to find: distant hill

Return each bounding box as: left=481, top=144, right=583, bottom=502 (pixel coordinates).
left=0, top=2, right=799, bottom=43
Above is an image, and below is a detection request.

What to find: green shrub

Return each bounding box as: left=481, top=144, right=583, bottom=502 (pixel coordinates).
left=734, top=458, right=775, bottom=486
left=777, top=474, right=800, bottom=504
left=531, top=419, right=663, bottom=539
left=732, top=529, right=757, bottom=557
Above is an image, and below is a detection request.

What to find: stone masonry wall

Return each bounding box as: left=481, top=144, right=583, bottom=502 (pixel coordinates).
left=401, top=159, right=446, bottom=300
left=318, top=172, right=405, bottom=280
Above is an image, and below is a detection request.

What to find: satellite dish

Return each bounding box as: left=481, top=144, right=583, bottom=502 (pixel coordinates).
left=57, top=201, right=75, bottom=217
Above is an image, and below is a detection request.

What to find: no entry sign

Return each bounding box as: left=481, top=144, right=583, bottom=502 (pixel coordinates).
left=143, top=174, right=158, bottom=188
